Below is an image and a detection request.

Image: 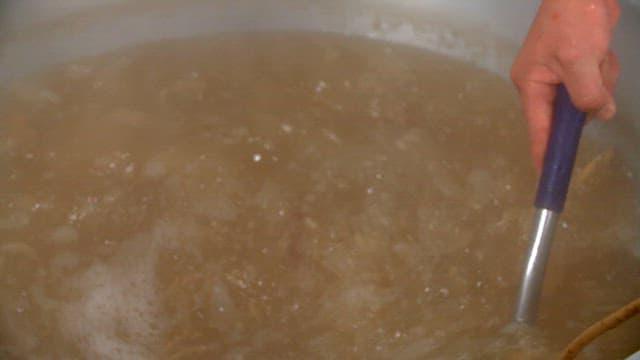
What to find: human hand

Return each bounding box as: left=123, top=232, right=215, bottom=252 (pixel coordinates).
left=511, top=0, right=620, bottom=171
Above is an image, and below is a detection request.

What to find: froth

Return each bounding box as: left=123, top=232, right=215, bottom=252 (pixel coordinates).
left=60, top=237, right=163, bottom=359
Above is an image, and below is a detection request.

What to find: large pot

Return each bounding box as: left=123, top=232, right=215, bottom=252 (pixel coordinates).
left=0, top=0, right=638, bottom=358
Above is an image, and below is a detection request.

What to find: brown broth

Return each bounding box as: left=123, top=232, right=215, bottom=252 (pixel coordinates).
left=0, top=32, right=638, bottom=359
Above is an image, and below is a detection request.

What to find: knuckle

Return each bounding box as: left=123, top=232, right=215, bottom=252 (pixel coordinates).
left=556, top=49, right=583, bottom=66
left=509, top=62, right=539, bottom=91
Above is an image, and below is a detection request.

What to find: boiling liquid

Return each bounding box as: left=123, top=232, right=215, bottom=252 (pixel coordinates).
left=0, top=33, right=638, bottom=359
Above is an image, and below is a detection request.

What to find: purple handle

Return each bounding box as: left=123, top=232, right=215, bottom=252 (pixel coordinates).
left=534, top=84, right=586, bottom=212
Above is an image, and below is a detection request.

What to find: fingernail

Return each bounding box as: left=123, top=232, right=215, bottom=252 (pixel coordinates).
left=597, top=102, right=616, bottom=120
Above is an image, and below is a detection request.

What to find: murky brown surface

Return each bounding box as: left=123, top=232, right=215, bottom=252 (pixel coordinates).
left=0, top=33, right=639, bottom=360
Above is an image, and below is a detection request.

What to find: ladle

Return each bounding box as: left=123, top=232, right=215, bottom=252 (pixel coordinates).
left=515, top=84, right=586, bottom=323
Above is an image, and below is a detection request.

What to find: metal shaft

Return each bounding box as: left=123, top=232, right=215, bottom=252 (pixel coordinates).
left=514, top=208, right=559, bottom=323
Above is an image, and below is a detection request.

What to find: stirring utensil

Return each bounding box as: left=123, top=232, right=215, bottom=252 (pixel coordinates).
left=515, top=84, right=586, bottom=323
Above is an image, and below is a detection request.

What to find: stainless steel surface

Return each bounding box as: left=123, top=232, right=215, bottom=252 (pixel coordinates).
left=626, top=349, right=640, bottom=360
left=515, top=208, right=560, bottom=323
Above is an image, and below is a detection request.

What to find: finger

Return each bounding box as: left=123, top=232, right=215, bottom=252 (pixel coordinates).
left=593, top=51, right=619, bottom=120
left=518, top=81, right=557, bottom=172
left=600, top=50, right=620, bottom=96
left=561, top=56, right=615, bottom=119
left=605, top=0, right=621, bottom=28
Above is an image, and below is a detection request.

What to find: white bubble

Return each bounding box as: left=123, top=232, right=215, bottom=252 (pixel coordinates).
left=315, top=80, right=327, bottom=94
